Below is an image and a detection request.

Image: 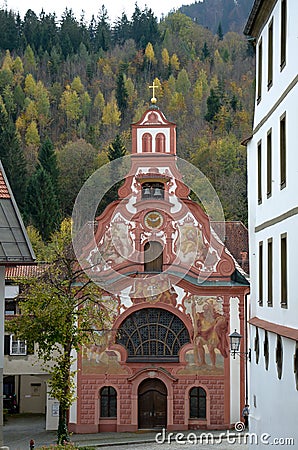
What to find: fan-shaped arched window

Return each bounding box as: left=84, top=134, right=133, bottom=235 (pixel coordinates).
left=116, top=308, right=190, bottom=362
left=142, top=133, right=152, bottom=153
left=155, top=133, right=166, bottom=153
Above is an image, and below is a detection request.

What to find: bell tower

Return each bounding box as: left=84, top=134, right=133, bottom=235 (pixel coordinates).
left=131, top=81, right=176, bottom=156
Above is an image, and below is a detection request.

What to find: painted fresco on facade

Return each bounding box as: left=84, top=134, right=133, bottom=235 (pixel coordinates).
left=82, top=294, right=127, bottom=374
left=178, top=295, right=229, bottom=374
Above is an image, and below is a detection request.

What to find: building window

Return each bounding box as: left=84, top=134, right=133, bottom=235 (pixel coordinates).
left=5, top=299, right=17, bottom=315
left=144, top=241, right=163, bottom=272
left=267, top=130, right=272, bottom=197
left=280, top=233, right=287, bottom=308
left=9, top=335, right=26, bottom=355
left=294, top=342, right=298, bottom=390
left=254, top=328, right=260, bottom=364
left=116, top=308, right=190, bottom=362
left=257, top=141, right=262, bottom=204
left=142, top=133, right=152, bottom=153
left=267, top=239, right=273, bottom=307
left=100, top=386, right=117, bottom=417
left=257, top=39, right=262, bottom=102
left=258, top=242, right=263, bottom=306
left=155, top=133, right=166, bottom=153
left=280, top=114, right=286, bottom=189
left=268, top=19, right=273, bottom=88
left=264, top=331, right=269, bottom=370
left=280, top=0, right=287, bottom=70
left=276, top=335, right=283, bottom=380
left=189, top=387, right=206, bottom=419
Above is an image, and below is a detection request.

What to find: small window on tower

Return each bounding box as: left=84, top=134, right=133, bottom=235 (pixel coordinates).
left=142, top=133, right=152, bottom=152
left=155, top=133, right=166, bottom=153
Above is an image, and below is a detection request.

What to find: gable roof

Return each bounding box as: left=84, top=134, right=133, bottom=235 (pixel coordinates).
left=0, top=161, right=35, bottom=265
left=212, top=221, right=249, bottom=275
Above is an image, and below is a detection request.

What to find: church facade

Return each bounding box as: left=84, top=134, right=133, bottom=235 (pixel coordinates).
left=69, top=100, right=249, bottom=433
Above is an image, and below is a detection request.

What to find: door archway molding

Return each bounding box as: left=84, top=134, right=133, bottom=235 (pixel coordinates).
left=128, top=367, right=176, bottom=428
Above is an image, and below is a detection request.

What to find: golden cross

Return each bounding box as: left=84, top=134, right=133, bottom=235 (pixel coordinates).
left=149, top=80, right=158, bottom=103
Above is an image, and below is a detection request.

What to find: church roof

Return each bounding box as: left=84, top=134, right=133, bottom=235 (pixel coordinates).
left=212, top=221, right=249, bottom=275
left=0, top=161, right=35, bottom=265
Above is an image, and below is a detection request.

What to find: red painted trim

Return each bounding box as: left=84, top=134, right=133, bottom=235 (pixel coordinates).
left=249, top=317, right=298, bottom=340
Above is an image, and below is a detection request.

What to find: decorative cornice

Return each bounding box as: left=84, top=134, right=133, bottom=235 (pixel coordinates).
left=249, top=316, right=298, bottom=341
left=244, top=0, right=277, bottom=38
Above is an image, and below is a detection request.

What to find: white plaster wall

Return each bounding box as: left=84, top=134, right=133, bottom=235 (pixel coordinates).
left=249, top=331, right=297, bottom=448
left=247, top=1, right=298, bottom=446
left=253, top=0, right=298, bottom=127
left=229, top=297, right=241, bottom=423
left=69, top=349, right=77, bottom=425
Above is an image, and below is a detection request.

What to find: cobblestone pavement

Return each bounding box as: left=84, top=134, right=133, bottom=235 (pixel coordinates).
left=3, top=415, right=248, bottom=450
left=98, top=442, right=247, bottom=450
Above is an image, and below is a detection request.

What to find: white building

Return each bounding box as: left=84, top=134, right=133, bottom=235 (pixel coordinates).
left=4, top=265, right=59, bottom=431
left=244, top=0, right=298, bottom=447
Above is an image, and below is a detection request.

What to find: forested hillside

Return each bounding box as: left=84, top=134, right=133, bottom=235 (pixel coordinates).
left=180, top=0, right=254, bottom=34
left=0, top=4, right=255, bottom=243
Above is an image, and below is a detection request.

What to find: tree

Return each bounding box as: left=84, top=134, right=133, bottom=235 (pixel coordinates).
left=57, top=139, right=99, bottom=215
left=97, top=134, right=126, bottom=214
left=217, top=22, right=224, bottom=41
left=25, top=166, right=60, bottom=241
left=0, top=100, right=27, bottom=210
left=7, top=218, right=113, bottom=443
left=115, top=70, right=128, bottom=117
left=108, top=133, right=126, bottom=161
left=39, top=137, right=59, bottom=186
left=205, top=88, right=222, bottom=123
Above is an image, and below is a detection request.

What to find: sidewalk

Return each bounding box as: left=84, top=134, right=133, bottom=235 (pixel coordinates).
left=3, top=414, right=243, bottom=449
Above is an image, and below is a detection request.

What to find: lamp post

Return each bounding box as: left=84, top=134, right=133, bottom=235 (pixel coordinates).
left=229, top=329, right=243, bottom=359
left=229, top=329, right=250, bottom=405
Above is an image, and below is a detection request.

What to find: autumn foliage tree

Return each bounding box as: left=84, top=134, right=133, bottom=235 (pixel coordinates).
left=8, top=219, right=114, bottom=444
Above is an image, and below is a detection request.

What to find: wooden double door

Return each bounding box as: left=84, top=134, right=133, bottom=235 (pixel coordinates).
left=138, top=379, right=167, bottom=429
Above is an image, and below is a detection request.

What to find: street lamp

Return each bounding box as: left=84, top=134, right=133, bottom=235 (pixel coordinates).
left=229, top=329, right=242, bottom=358
left=229, top=328, right=251, bottom=406
left=229, top=329, right=251, bottom=360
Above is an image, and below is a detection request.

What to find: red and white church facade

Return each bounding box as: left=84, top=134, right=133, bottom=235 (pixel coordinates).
left=69, top=99, right=249, bottom=433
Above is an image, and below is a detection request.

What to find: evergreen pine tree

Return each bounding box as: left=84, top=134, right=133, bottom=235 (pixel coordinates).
left=0, top=102, right=27, bottom=210
left=205, top=88, right=221, bottom=123
left=108, top=134, right=126, bottom=161
left=25, top=166, right=60, bottom=241
left=217, top=22, right=224, bottom=41
left=38, top=137, right=59, bottom=187
left=98, top=135, right=126, bottom=214
left=115, top=71, right=128, bottom=118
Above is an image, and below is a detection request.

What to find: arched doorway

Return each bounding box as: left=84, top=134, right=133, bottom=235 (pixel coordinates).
left=138, top=379, right=167, bottom=429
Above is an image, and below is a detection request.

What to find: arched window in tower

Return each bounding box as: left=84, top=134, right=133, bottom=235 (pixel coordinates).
left=155, top=133, right=166, bottom=153
left=142, top=133, right=152, bottom=153
left=144, top=241, right=163, bottom=272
